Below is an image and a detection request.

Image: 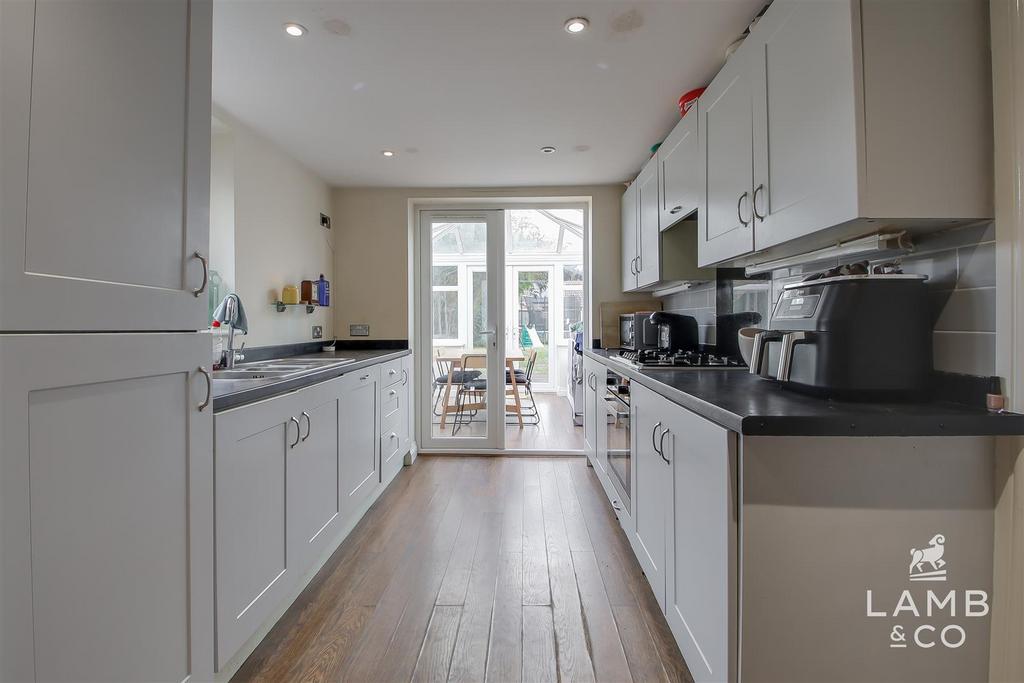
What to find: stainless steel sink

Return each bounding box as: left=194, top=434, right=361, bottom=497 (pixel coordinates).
left=212, top=369, right=297, bottom=380
left=212, top=357, right=355, bottom=381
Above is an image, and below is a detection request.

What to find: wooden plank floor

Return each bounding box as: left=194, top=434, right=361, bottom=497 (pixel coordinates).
left=233, top=455, right=692, bottom=683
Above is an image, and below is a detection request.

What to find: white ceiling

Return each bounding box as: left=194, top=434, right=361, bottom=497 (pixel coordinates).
left=212, top=1, right=763, bottom=188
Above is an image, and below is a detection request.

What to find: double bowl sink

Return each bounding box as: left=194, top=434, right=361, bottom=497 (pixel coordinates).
left=212, top=357, right=355, bottom=382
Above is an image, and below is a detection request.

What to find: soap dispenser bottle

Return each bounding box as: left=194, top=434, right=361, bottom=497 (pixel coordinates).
left=318, top=274, right=330, bottom=307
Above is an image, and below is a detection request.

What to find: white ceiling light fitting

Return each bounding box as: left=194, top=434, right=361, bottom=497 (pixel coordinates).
left=283, top=22, right=307, bottom=37
left=540, top=146, right=557, bottom=154
left=564, top=17, right=589, bottom=34
left=381, top=150, right=395, bottom=158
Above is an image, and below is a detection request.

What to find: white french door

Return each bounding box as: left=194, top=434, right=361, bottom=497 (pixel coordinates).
left=506, top=265, right=555, bottom=391
left=418, top=210, right=505, bottom=450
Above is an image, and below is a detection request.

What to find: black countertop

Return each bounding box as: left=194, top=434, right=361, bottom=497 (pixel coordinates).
left=585, top=349, right=1024, bottom=437
left=212, top=348, right=410, bottom=413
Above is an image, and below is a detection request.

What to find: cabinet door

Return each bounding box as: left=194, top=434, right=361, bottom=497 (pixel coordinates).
left=660, top=113, right=701, bottom=228
left=635, top=158, right=662, bottom=289
left=621, top=182, right=639, bottom=292
left=629, top=383, right=669, bottom=609
left=288, top=380, right=342, bottom=577
left=698, top=46, right=755, bottom=267
left=0, top=0, right=212, bottom=332
left=0, top=333, right=214, bottom=682
left=340, top=367, right=380, bottom=517
left=664, top=407, right=737, bottom=683
left=751, top=0, right=859, bottom=251
left=380, top=365, right=409, bottom=485
left=583, top=358, right=600, bottom=471
left=214, top=391, right=299, bottom=670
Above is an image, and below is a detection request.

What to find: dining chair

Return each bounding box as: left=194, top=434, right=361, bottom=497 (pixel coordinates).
left=453, top=353, right=487, bottom=434
left=506, top=348, right=539, bottom=425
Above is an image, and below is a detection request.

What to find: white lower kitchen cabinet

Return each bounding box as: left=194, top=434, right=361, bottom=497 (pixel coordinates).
left=213, top=354, right=412, bottom=675
left=340, top=366, right=381, bottom=516
left=662, top=399, right=737, bottom=683
left=0, top=333, right=214, bottom=682
left=214, top=387, right=302, bottom=670
left=582, top=355, right=601, bottom=472
left=380, top=357, right=411, bottom=484
left=630, top=383, right=671, bottom=609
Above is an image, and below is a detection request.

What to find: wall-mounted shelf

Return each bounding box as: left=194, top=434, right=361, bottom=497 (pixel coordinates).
left=273, top=302, right=328, bottom=314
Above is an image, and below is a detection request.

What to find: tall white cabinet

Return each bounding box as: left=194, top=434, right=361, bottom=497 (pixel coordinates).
left=0, top=1, right=215, bottom=680
left=0, top=334, right=214, bottom=683
left=0, top=0, right=212, bottom=332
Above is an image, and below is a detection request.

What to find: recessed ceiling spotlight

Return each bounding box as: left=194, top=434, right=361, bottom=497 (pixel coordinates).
left=564, top=17, right=589, bottom=34
left=381, top=150, right=395, bottom=158
left=540, top=146, right=557, bottom=154
left=283, top=22, right=307, bottom=37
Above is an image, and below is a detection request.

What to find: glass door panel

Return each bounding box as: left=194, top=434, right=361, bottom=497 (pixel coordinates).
left=419, top=211, right=504, bottom=449
left=508, top=266, right=553, bottom=389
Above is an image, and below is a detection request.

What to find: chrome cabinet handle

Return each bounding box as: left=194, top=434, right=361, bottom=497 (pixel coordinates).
left=737, top=192, right=751, bottom=227
left=401, top=369, right=409, bottom=385
left=289, top=416, right=301, bottom=449
left=389, top=389, right=397, bottom=397
left=360, top=373, right=371, bottom=381
left=636, top=254, right=642, bottom=273
left=652, top=421, right=663, bottom=455
left=197, top=366, right=212, bottom=412
left=389, top=368, right=398, bottom=376
left=300, top=411, right=311, bottom=442
left=669, top=205, right=684, bottom=214
left=191, top=251, right=208, bottom=297
left=659, top=428, right=670, bottom=465
left=752, top=183, right=766, bottom=221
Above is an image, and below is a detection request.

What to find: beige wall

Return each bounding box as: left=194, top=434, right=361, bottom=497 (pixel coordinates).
left=330, top=185, right=648, bottom=341
left=212, top=108, right=334, bottom=348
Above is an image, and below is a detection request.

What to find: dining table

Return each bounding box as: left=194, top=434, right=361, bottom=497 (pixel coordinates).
left=435, top=351, right=527, bottom=428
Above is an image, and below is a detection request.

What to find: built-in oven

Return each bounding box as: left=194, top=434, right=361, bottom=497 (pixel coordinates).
left=603, top=369, right=631, bottom=511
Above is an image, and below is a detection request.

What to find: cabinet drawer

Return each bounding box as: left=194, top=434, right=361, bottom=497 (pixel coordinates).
left=380, top=358, right=405, bottom=388
left=380, top=382, right=402, bottom=419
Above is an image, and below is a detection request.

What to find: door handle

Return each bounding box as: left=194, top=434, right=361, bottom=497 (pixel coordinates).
left=737, top=192, right=751, bottom=227
left=659, top=428, right=671, bottom=465
left=191, top=251, right=208, bottom=297
left=480, top=329, right=496, bottom=348
left=289, top=416, right=301, bottom=449
left=752, top=183, right=766, bottom=221
left=300, top=411, right=311, bottom=442
left=196, top=366, right=212, bottom=412
left=652, top=421, right=663, bottom=455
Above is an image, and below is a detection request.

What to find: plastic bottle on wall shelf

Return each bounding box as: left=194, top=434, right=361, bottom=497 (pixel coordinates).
left=318, top=274, right=330, bottom=307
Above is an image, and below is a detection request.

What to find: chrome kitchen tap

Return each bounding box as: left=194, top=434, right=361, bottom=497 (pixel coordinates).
left=213, top=293, right=248, bottom=368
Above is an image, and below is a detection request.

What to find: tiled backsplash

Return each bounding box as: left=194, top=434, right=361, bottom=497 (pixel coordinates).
left=659, top=222, right=997, bottom=376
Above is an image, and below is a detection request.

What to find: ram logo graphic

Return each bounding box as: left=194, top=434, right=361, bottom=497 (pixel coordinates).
left=909, top=534, right=947, bottom=582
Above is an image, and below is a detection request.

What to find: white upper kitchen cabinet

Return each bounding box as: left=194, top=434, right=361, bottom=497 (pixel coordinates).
left=635, top=158, right=662, bottom=289
left=0, top=334, right=214, bottom=682
left=659, top=111, right=701, bottom=229
left=698, top=0, right=992, bottom=267
left=697, top=41, right=756, bottom=268
left=621, top=181, right=639, bottom=292
left=0, top=0, right=212, bottom=332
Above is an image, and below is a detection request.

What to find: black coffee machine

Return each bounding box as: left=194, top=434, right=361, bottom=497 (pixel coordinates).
left=647, top=311, right=699, bottom=352
left=748, top=274, right=932, bottom=399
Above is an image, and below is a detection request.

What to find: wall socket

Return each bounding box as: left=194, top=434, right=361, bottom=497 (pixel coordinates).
left=311, top=325, right=323, bottom=339
left=349, top=324, right=370, bottom=337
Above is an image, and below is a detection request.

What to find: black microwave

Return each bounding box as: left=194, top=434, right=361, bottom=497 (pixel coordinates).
left=619, top=312, right=658, bottom=351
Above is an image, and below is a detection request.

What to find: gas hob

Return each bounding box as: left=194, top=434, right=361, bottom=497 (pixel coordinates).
left=608, top=349, right=746, bottom=370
